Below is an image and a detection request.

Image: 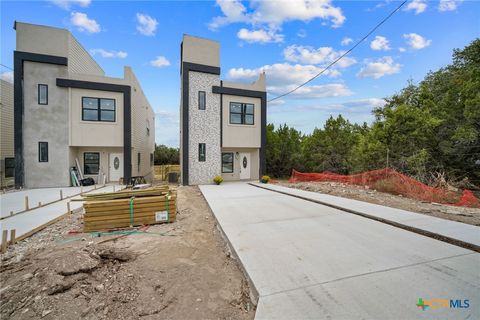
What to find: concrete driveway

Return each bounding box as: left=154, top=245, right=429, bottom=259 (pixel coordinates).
left=200, top=182, right=479, bottom=320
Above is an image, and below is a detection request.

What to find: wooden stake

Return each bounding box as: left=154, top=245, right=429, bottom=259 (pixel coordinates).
left=38, top=202, right=42, bottom=207
left=25, top=196, right=29, bottom=210
left=81, top=185, right=84, bottom=194
left=60, top=190, right=63, bottom=200
left=94, top=184, right=97, bottom=190
left=1, top=230, right=8, bottom=253
left=67, top=202, right=71, bottom=214
left=10, top=229, right=16, bottom=245
left=10, top=211, right=13, bottom=216
left=113, top=185, right=115, bottom=192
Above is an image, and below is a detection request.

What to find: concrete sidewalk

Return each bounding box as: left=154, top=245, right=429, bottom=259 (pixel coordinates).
left=251, top=182, right=480, bottom=250
left=0, top=185, right=123, bottom=241
left=200, top=182, right=479, bottom=320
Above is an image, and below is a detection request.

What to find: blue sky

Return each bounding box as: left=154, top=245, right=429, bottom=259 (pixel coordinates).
left=1, top=0, right=479, bottom=147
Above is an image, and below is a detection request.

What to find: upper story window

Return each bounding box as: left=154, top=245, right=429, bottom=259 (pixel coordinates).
left=199, top=143, right=206, bottom=162
left=82, top=97, right=116, bottom=122
left=230, top=102, right=254, bottom=125
left=38, top=142, right=48, bottom=162
left=146, top=120, right=150, bottom=136
left=198, top=91, right=206, bottom=110
left=38, top=84, right=48, bottom=105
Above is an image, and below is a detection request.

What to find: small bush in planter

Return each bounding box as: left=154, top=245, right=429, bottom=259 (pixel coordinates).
left=213, top=176, right=224, bottom=185
left=260, top=175, right=270, bottom=184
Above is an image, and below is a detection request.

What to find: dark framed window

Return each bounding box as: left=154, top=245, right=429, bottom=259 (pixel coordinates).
left=38, top=142, right=48, bottom=162
left=222, top=153, right=234, bottom=173
left=84, top=152, right=100, bottom=175
left=199, top=143, right=206, bottom=162
left=230, top=102, right=254, bottom=125
left=38, top=84, right=48, bottom=105
left=138, top=152, right=141, bottom=172
left=198, top=91, right=206, bottom=110
left=82, top=97, right=116, bottom=122
left=4, top=157, right=15, bottom=178
left=150, top=153, right=154, bottom=166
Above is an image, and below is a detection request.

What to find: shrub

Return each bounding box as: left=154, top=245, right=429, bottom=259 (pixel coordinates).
left=213, top=176, right=224, bottom=185
left=260, top=175, right=270, bottom=184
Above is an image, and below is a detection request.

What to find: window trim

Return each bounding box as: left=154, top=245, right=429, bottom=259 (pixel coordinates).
left=81, top=97, right=116, bottom=122
left=221, top=152, right=234, bottom=173
left=38, top=84, right=48, bottom=105
left=198, top=143, right=206, bottom=162
left=198, top=91, right=206, bottom=110
left=38, top=142, right=48, bottom=162
left=4, top=157, right=15, bottom=178
left=83, top=152, right=100, bottom=175
left=229, top=102, right=254, bottom=125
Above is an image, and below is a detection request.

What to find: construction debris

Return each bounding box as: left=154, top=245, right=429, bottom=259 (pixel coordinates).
left=82, top=186, right=177, bottom=232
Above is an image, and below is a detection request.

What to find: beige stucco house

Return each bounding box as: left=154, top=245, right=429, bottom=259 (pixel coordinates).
left=180, top=35, right=267, bottom=185
left=1, top=79, right=14, bottom=188
left=13, top=22, right=155, bottom=188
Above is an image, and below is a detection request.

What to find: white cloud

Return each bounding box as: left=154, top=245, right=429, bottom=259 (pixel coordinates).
left=399, top=47, right=406, bottom=52
left=283, top=45, right=356, bottom=69
left=136, top=13, right=158, bottom=36
left=228, top=63, right=352, bottom=99
left=237, top=28, right=284, bottom=43
left=341, top=37, right=353, bottom=46
left=90, top=49, right=127, bottom=59
left=1, top=71, right=13, bottom=83
left=404, top=0, right=427, bottom=14
left=370, top=36, right=391, bottom=51
left=403, top=33, right=431, bottom=50
left=301, top=98, right=386, bottom=113
left=155, top=110, right=179, bottom=147
left=209, top=0, right=346, bottom=30
left=70, top=12, right=100, bottom=33
left=150, top=56, right=170, bottom=67
left=50, top=0, right=90, bottom=10
left=438, top=0, right=463, bottom=11
left=357, top=56, right=401, bottom=79
left=297, top=29, right=307, bottom=38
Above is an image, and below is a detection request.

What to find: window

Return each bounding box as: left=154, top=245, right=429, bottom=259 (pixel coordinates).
left=222, top=153, right=234, bottom=173
left=198, top=143, right=206, bottom=162
left=38, top=84, right=48, bottom=105
left=84, top=152, right=100, bottom=174
left=138, top=153, right=141, bottom=172
left=150, top=153, right=154, bottom=166
left=198, top=91, right=206, bottom=110
left=82, top=97, right=116, bottom=122
left=4, top=157, right=15, bottom=178
left=38, top=142, right=48, bottom=162
left=230, top=102, right=254, bottom=125
left=146, top=120, right=150, bottom=136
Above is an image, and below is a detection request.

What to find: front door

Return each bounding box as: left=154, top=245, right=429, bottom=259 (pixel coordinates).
left=239, top=153, right=250, bottom=180
left=109, top=153, right=123, bottom=182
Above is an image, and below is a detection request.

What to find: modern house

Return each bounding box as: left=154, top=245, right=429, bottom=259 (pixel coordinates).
left=13, top=22, right=155, bottom=188
left=1, top=79, right=14, bottom=188
left=179, top=35, right=267, bottom=185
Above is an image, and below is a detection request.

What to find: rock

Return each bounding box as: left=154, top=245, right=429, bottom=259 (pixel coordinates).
left=53, top=251, right=99, bottom=276
left=47, top=279, right=75, bottom=295
left=41, top=310, right=52, bottom=317
left=96, top=247, right=134, bottom=262
left=95, top=284, right=104, bottom=292
left=22, top=273, right=34, bottom=281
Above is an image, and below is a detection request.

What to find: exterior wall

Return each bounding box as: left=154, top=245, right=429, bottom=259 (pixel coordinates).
left=126, top=67, right=155, bottom=182
left=182, top=35, right=220, bottom=67
left=16, top=22, right=68, bottom=57
left=69, top=88, right=124, bottom=147
left=68, top=35, right=104, bottom=76
left=221, top=148, right=259, bottom=181
left=188, top=71, right=221, bottom=185
left=1, top=80, right=14, bottom=187
left=222, top=94, right=261, bottom=148
left=23, top=61, right=70, bottom=188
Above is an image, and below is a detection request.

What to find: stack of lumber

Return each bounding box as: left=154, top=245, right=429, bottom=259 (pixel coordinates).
left=82, top=186, right=176, bottom=232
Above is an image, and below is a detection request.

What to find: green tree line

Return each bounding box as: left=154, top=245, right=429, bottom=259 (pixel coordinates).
left=266, top=39, right=480, bottom=187
left=154, top=144, right=179, bottom=165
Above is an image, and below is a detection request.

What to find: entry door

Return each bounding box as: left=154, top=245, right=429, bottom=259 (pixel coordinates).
left=239, top=153, right=251, bottom=180
left=109, top=153, right=123, bottom=182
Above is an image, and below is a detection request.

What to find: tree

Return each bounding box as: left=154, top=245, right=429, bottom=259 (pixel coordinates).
left=154, top=144, right=179, bottom=165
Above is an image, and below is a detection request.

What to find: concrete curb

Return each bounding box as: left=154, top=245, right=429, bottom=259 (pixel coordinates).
left=250, top=183, right=480, bottom=253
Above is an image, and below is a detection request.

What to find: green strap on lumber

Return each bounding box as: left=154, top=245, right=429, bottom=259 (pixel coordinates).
left=129, top=196, right=135, bottom=226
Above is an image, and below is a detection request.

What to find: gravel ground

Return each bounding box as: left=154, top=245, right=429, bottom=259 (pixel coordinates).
left=0, top=186, right=255, bottom=320
left=279, top=181, right=480, bottom=226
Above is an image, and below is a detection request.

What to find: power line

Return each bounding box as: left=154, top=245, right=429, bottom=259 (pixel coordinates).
left=0, top=64, right=13, bottom=71
left=268, top=0, right=408, bottom=103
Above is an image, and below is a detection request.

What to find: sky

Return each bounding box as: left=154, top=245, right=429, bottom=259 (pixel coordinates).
left=1, top=0, right=479, bottom=147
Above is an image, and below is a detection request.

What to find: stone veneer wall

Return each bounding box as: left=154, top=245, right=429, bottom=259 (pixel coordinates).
left=188, top=71, right=221, bottom=185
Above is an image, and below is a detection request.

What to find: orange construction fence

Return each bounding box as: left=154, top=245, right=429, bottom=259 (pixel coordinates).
left=289, top=168, right=480, bottom=208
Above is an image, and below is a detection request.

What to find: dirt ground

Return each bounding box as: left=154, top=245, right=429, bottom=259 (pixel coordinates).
left=0, top=186, right=255, bottom=320
left=279, top=181, right=480, bottom=226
